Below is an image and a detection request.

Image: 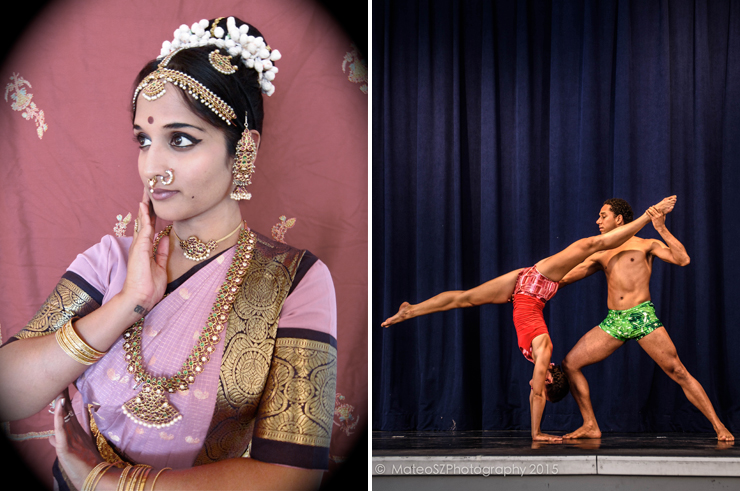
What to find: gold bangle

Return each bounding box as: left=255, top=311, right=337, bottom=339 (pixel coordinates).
left=55, top=318, right=106, bottom=365
left=65, top=317, right=106, bottom=359
left=138, top=466, right=152, bottom=491
left=82, top=462, right=115, bottom=491
left=127, top=465, right=149, bottom=491
left=116, top=465, right=133, bottom=491
left=150, top=467, right=171, bottom=491
left=125, top=465, right=141, bottom=491
left=56, top=318, right=102, bottom=364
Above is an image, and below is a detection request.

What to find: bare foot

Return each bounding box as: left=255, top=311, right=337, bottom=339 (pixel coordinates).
left=532, top=433, right=562, bottom=443
left=381, top=302, right=413, bottom=327
left=716, top=425, right=735, bottom=442
left=653, top=195, right=677, bottom=215
left=563, top=423, right=602, bottom=439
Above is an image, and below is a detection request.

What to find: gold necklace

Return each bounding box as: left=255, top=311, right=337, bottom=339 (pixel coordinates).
left=121, top=223, right=255, bottom=428
left=171, top=221, right=243, bottom=262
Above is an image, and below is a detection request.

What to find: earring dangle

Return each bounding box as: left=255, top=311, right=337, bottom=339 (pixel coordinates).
left=230, top=115, right=257, bottom=201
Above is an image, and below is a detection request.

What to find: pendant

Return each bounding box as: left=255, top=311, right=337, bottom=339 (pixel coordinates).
left=180, top=236, right=218, bottom=262
left=121, top=383, right=182, bottom=428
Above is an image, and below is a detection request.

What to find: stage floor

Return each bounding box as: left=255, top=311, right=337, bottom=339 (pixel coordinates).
left=373, top=430, right=739, bottom=457
left=373, top=430, right=740, bottom=489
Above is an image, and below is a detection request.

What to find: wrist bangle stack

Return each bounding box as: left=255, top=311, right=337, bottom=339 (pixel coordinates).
left=82, top=462, right=119, bottom=491
left=115, top=464, right=152, bottom=491
left=55, top=318, right=107, bottom=365
left=83, top=462, right=166, bottom=491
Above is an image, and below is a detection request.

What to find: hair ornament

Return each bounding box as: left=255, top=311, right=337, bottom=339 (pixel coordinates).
left=209, top=50, right=238, bottom=75
left=132, top=48, right=237, bottom=124
left=159, top=17, right=280, bottom=96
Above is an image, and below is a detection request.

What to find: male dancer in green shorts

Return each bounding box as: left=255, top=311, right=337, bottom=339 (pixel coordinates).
left=558, top=198, right=734, bottom=441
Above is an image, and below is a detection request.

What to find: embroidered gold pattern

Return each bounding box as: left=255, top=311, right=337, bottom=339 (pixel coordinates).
left=88, top=405, right=129, bottom=468
left=193, top=232, right=303, bottom=465
left=333, top=393, right=360, bottom=436
left=271, top=216, right=296, bottom=244
left=4, top=73, right=48, bottom=138
left=341, top=43, right=367, bottom=94
left=114, top=213, right=132, bottom=237
left=253, top=338, right=337, bottom=448
left=15, top=278, right=100, bottom=339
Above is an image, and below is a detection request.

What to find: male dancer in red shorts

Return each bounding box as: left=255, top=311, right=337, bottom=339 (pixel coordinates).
left=382, top=197, right=677, bottom=441
left=558, top=198, right=734, bottom=441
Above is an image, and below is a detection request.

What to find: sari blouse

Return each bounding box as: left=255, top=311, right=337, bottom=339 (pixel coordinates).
left=12, top=231, right=337, bottom=471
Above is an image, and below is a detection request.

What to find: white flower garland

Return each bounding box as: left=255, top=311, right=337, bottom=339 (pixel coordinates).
left=159, top=17, right=281, bottom=96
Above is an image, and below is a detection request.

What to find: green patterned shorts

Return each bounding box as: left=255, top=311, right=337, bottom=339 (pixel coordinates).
left=599, top=301, right=663, bottom=341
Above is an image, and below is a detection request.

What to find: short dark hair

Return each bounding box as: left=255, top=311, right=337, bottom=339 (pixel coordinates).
left=546, top=364, right=570, bottom=403
left=603, top=198, right=634, bottom=224
left=132, top=17, right=268, bottom=156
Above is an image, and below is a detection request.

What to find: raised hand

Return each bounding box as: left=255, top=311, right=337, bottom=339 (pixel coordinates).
left=120, top=188, right=170, bottom=316
left=647, top=206, right=666, bottom=229
left=381, top=302, right=414, bottom=327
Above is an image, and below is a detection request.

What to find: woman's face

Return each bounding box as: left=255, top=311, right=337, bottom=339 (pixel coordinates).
left=133, top=88, right=234, bottom=224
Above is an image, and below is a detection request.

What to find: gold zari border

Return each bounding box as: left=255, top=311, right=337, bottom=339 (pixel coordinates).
left=253, top=338, right=337, bottom=448
left=15, top=278, right=100, bottom=339
left=194, top=232, right=303, bottom=465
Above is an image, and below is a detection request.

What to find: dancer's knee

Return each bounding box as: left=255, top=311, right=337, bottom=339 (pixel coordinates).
left=561, top=355, right=580, bottom=375
left=664, top=360, right=689, bottom=382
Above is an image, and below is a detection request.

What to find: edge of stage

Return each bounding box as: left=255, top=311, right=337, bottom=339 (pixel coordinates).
left=372, top=431, right=740, bottom=491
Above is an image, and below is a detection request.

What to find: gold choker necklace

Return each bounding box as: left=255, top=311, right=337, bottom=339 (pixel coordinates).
left=121, top=224, right=255, bottom=428
left=171, top=222, right=243, bottom=262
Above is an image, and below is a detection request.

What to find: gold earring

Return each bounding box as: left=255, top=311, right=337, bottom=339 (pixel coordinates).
left=230, top=115, right=257, bottom=201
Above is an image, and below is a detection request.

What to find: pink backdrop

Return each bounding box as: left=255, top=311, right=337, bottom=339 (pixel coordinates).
left=0, top=0, right=367, bottom=487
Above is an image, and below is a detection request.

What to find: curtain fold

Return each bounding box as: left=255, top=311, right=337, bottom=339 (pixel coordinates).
left=373, top=0, right=740, bottom=433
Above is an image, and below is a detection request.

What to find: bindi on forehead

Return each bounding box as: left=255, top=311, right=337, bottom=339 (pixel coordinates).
left=148, top=116, right=154, bottom=124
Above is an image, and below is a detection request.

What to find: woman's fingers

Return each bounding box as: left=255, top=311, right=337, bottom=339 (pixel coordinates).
left=50, top=396, right=67, bottom=452
left=154, top=235, right=170, bottom=270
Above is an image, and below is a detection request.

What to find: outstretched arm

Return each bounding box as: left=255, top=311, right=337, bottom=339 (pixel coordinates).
left=381, top=268, right=523, bottom=327
left=529, top=335, right=561, bottom=442
left=648, top=213, right=690, bottom=266
left=558, top=255, right=602, bottom=288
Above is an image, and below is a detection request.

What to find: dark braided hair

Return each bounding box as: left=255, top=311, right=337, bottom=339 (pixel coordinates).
left=545, top=364, right=570, bottom=403
left=603, top=198, right=634, bottom=224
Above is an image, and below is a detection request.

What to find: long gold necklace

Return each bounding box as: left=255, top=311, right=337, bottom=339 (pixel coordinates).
left=171, top=221, right=243, bottom=262
left=121, top=223, right=255, bottom=428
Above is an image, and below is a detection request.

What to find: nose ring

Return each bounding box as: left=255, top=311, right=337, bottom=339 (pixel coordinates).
left=148, top=169, right=174, bottom=193
left=160, top=169, right=174, bottom=186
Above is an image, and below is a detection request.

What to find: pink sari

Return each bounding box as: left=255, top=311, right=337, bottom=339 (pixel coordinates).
left=61, top=234, right=336, bottom=470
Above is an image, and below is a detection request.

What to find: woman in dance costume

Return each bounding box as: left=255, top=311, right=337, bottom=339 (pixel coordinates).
left=382, top=196, right=676, bottom=442
left=0, top=17, right=336, bottom=490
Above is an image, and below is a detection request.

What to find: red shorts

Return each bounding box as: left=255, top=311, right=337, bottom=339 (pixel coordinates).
left=513, top=293, right=550, bottom=362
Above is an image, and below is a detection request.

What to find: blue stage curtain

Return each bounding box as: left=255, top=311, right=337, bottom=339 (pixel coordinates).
left=373, top=0, right=740, bottom=433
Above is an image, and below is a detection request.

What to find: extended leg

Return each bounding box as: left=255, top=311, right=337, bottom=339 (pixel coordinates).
left=638, top=327, right=734, bottom=441
left=382, top=268, right=523, bottom=327
left=537, top=196, right=676, bottom=282
left=562, top=327, right=625, bottom=439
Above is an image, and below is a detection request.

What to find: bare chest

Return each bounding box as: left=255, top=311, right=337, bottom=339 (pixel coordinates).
left=598, top=241, right=653, bottom=282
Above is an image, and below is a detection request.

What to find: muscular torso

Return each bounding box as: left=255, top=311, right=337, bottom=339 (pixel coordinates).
left=592, top=236, right=655, bottom=310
